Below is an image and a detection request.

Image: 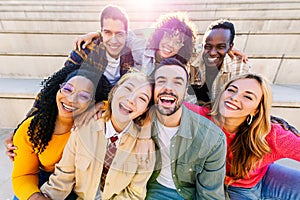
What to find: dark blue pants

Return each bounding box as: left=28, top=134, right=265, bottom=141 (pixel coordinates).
left=13, top=169, right=77, bottom=200
left=146, top=180, right=185, bottom=200
left=226, top=163, right=300, bottom=200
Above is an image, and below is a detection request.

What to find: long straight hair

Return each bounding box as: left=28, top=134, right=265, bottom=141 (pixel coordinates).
left=210, top=74, right=272, bottom=180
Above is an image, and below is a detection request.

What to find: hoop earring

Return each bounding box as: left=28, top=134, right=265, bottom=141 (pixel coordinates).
left=247, top=115, right=253, bottom=125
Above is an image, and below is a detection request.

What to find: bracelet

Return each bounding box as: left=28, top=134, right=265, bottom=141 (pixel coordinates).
left=102, top=100, right=108, bottom=110
left=137, top=138, right=151, bottom=140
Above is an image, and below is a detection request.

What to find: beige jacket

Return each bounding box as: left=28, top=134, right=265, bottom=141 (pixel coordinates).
left=40, top=118, right=155, bottom=200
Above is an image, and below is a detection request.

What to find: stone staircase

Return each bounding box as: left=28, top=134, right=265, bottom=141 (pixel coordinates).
left=1, top=1, right=300, bottom=198
left=0, top=0, right=300, bottom=130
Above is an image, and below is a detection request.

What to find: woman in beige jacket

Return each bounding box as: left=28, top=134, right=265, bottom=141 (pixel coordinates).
left=39, top=71, right=155, bottom=200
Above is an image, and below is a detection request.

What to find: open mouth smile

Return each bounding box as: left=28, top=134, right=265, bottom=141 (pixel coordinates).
left=62, top=103, right=77, bottom=112
left=119, top=102, right=133, bottom=114
left=159, top=95, right=177, bottom=107
left=208, top=57, right=217, bottom=62
left=224, top=101, right=240, bottom=110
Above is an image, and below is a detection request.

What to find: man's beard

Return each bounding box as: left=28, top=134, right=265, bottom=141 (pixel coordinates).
left=155, top=100, right=182, bottom=116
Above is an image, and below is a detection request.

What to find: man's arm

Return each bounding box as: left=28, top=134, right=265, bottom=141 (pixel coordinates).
left=4, top=131, right=16, bottom=161
left=271, top=115, right=299, bottom=136
left=196, top=133, right=226, bottom=199
left=228, top=48, right=248, bottom=63
left=73, top=30, right=146, bottom=69
left=74, top=31, right=100, bottom=51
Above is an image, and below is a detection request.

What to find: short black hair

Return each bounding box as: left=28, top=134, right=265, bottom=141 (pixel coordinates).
left=205, top=19, right=235, bottom=44
left=155, top=58, right=189, bottom=82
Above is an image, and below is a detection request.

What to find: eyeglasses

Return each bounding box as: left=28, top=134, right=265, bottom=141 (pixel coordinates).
left=59, top=82, right=93, bottom=104
left=162, top=31, right=184, bottom=49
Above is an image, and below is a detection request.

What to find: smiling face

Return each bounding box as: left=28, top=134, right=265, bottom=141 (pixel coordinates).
left=219, top=78, right=263, bottom=125
left=110, top=78, right=152, bottom=130
left=56, top=76, right=94, bottom=119
left=154, top=64, right=187, bottom=116
left=101, top=18, right=127, bottom=59
left=202, top=28, right=233, bottom=69
left=158, top=30, right=184, bottom=59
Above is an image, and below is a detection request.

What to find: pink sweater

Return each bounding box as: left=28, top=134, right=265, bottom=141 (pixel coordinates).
left=184, top=102, right=300, bottom=188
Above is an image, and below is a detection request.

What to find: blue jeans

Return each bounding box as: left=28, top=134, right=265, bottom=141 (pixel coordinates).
left=226, top=163, right=300, bottom=200
left=146, top=180, right=185, bottom=200
left=13, top=169, right=77, bottom=200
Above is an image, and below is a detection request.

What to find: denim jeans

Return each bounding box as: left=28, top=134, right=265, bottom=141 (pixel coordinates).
left=146, top=180, right=185, bottom=200
left=226, top=163, right=300, bottom=200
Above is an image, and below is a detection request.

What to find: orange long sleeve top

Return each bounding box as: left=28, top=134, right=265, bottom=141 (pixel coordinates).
left=12, top=116, right=71, bottom=199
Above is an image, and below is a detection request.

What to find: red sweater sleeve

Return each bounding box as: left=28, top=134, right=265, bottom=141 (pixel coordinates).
left=267, top=123, right=300, bottom=161
left=183, top=102, right=211, bottom=119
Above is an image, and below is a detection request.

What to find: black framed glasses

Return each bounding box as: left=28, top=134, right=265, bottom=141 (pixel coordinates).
left=162, top=31, right=184, bottom=49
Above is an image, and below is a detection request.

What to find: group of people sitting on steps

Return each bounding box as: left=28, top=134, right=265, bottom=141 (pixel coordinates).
left=4, top=4, right=300, bottom=200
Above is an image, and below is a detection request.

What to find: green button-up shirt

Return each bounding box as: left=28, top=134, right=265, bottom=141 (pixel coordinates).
left=148, top=105, right=226, bottom=200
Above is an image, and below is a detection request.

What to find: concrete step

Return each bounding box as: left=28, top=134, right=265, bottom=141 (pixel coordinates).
left=0, top=32, right=300, bottom=57
left=0, top=128, right=14, bottom=199
left=1, top=0, right=300, bottom=11
left=1, top=32, right=299, bottom=57
left=2, top=19, right=300, bottom=34
left=251, top=58, right=300, bottom=85
left=271, top=84, right=300, bottom=131
left=0, top=33, right=76, bottom=55
left=0, top=1, right=299, bottom=198
left=0, top=0, right=299, bottom=32
left=0, top=55, right=66, bottom=79
left=0, top=78, right=41, bottom=129
left=0, top=8, right=299, bottom=22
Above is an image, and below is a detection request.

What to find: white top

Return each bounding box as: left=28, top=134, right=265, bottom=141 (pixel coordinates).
left=156, top=120, right=179, bottom=189
left=104, top=52, right=121, bottom=85
left=105, top=120, right=131, bottom=147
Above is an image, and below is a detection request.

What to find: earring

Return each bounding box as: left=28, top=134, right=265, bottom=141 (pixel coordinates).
left=247, top=115, right=253, bottom=125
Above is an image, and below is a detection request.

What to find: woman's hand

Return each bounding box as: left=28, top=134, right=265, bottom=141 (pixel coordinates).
left=73, top=32, right=100, bottom=51
left=4, top=131, right=17, bottom=161
left=73, top=101, right=106, bottom=129
left=135, top=138, right=155, bottom=164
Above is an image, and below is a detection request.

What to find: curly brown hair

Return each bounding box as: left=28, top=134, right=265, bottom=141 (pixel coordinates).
left=147, top=12, right=197, bottom=64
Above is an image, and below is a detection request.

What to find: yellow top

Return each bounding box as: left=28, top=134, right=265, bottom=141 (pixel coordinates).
left=12, top=116, right=71, bottom=199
